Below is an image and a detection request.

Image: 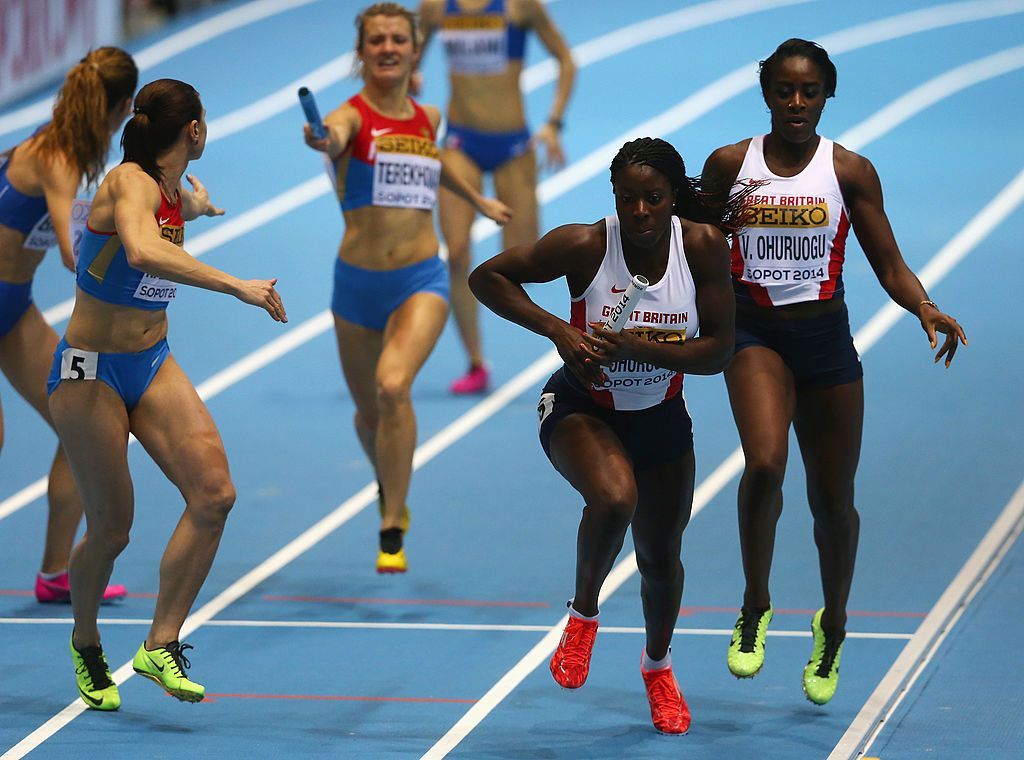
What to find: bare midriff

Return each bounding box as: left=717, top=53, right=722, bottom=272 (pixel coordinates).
left=447, top=62, right=526, bottom=131
left=338, top=204, right=439, bottom=269
left=65, top=289, right=169, bottom=353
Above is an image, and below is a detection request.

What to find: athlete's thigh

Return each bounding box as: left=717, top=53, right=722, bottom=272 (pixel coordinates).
left=548, top=413, right=636, bottom=507
left=48, top=378, right=133, bottom=521
left=438, top=148, right=483, bottom=249
left=631, top=450, right=696, bottom=557
left=334, top=314, right=384, bottom=415
left=725, top=346, right=796, bottom=459
left=0, top=303, right=59, bottom=421
left=378, top=291, right=448, bottom=382
left=493, top=148, right=538, bottom=248
left=793, top=379, right=864, bottom=486
left=129, top=354, right=230, bottom=495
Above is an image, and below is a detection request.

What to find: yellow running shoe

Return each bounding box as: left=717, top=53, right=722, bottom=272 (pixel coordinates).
left=132, top=641, right=205, bottom=703
left=70, top=634, right=120, bottom=711
left=727, top=605, right=773, bottom=678
left=377, top=482, right=411, bottom=533
left=802, top=608, right=845, bottom=705
left=377, top=548, right=408, bottom=574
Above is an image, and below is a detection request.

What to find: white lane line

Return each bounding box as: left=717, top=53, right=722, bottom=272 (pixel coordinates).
left=2, top=0, right=809, bottom=521
left=420, top=38, right=1024, bottom=760
left=0, top=0, right=321, bottom=138
left=829, top=479, right=1024, bottom=760
left=0, top=617, right=913, bottom=639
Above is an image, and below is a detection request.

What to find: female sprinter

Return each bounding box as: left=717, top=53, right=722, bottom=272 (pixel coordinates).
left=303, top=3, right=511, bottom=574
left=419, top=0, right=575, bottom=394
left=702, top=38, right=967, bottom=705
left=471, top=137, right=749, bottom=735
left=49, top=79, right=286, bottom=711
left=0, top=48, right=136, bottom=603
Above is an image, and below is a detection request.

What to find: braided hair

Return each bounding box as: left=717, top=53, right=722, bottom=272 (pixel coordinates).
left=609, top=137, right=752, bottom=235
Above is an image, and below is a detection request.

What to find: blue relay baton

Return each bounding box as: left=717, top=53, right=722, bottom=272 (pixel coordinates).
left=298, top=86, right=326, bottom=140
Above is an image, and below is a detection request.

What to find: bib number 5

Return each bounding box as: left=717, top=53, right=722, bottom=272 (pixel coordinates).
left=60, top=347, right=98, bottom=381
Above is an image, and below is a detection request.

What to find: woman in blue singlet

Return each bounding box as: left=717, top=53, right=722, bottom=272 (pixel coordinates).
left=0, top=48, right=136, bottom=604
left=303, top=3, right=510, bottom=575
left=49, top=78, right=286, bottom=712
left=419, top=0, right=576, bottom=394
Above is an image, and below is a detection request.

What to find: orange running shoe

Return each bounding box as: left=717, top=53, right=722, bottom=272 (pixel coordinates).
left=641, top=657, right=691, bottom=735
left=549, top=614, right=598, bottom=689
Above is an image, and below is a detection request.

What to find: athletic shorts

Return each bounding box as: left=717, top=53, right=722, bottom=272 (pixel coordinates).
left=331, top=255, right=449, bottom=331
left=734, top=302, right=863, bottom=389
left=444, top=123, right=531, bottom=173
left=47, top=336, right=170, bottom=410
left=537, top=366, right=694, bottom=471
left=0, top=280, right=32, bottom=338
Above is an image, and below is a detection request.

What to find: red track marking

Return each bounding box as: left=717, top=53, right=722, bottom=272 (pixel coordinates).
left=678, top=605, right=925, bottom=618
left=261, top=595, right=550, bottom=608
left=203, top=693, right=476, bottom=704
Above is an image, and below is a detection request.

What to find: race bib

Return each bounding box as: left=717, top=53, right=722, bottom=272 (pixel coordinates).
left=60, top=347, right=98, bottom=381
left=736, top=200, right=833, bottom=285
left=69, top=198, right=91, bottom=267
left=23, top=213, right=57, bottom=250
left=372, top=134, right=440, bottom=210
left=134, top=273, right=177, bottom=303
left=442, top=15, right=508, bottom=75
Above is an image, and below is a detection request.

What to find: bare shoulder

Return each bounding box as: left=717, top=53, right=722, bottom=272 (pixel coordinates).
left=547, top=219, right=604, bottom=252
left=421, top=102, right=443, bottom=131
left=325, top=100, right=361, bottom=129
left=703, top=138, right=751, bottom=177
left=106, top=164, right=160, bottom=208
left=832, top=141, right=879, bottom=196
left=511, top=0, right=547, bottom=26
left=680, top=218, right=727, bottom=252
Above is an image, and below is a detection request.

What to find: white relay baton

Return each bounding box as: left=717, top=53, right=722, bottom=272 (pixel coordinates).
left=603, top=275, right=649, bottom=332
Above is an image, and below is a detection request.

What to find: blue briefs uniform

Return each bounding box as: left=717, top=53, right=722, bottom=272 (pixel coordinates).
left=331, top=256, right=449, bottom=331
left=443, top=123, right=531, bottom=173
left=47, top=336, right=170, bottom=410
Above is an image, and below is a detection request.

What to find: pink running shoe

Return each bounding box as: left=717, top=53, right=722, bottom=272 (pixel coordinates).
left=550, top=615, right=599, bottom=689
left=449, top=365, right=490, bottom=395
left=35, top=572, right=127, bottom=604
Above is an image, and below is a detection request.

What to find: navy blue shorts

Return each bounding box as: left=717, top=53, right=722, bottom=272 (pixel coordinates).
left=0, top=280, right=32, bottom=338
left=537, top=367, right=694, bottom=471
left=47, top=337, right=170, bottom=410
left=734, top=302, right=863, bottom=389
left=331, top=255, right=449, bottom=331
left=444, top=123, right=531, bottom=173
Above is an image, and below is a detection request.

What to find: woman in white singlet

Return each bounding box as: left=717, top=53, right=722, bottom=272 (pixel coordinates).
left=702, top=38, right=967, bottom=706
left=471, top=137, right=750, bottom=736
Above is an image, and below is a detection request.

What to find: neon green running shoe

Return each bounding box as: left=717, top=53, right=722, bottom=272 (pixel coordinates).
left=132, top=641, right=205, bottom=703
left=377, top=482, right=411, bottom=532
left=70, top=635, right=120, bottom=711
left=727, top=605, right=773, bottom=678
left=802, top=608, right=845, bottom=705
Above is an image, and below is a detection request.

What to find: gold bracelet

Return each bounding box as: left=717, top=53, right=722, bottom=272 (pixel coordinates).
left=919, top=299, right=939, bottom=311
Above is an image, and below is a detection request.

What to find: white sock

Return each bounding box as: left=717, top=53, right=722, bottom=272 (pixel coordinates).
left=642, top=649, right=672, bottom=672
left=568, top=601, right=599, bottom=621
left=39, top=570, right=66, bottom=581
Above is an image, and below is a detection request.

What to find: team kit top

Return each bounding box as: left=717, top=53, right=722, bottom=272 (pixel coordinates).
left=76, top=189, right=185, bottom=311
left=569, top=215, right=699, bottom=411
left=440, top=0, right=527, bottom=76
left=336, top=94, right=441, bottom=213
left=0, top=130, right=58, bottom=250
left=731, top=135, right=850, bottom=307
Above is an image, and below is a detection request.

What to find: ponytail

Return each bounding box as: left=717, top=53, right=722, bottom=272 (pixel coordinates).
left=36, top=47, right=137, bottom=188
left=120, top=79, right=203, bottom=186
left=610, top=137, right=755, bottom=235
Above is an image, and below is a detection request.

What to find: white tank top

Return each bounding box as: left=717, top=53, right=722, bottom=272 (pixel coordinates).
left=731, top=135, right=850, bottom=306
left=569, top=215, right=698, bottom=411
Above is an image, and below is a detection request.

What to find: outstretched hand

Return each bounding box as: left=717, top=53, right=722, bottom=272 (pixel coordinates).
left=236, top=278, right=288, bottom=323
left=185, top=174, right=225, bottom=217
left=920, top=304, right=967, bottom=368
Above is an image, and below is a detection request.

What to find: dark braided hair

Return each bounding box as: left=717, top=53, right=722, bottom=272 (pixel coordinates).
left=758, top=38, right=837, bottom=99
left=609, top=137, right=752, bottom=235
